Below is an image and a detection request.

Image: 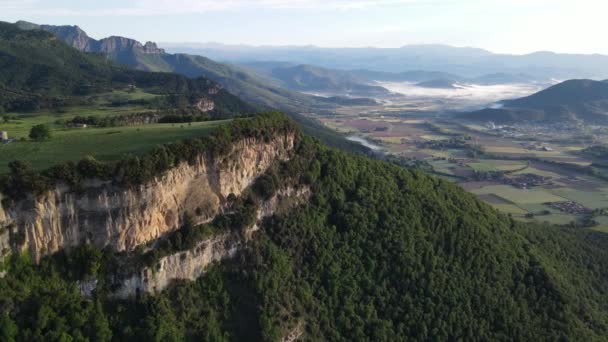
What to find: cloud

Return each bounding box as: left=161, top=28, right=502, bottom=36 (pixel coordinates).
left=0, top=0, right=432, bottom=16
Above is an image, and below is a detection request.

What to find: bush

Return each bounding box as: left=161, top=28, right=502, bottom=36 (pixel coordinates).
left=29, top=124, right=51, bottom=141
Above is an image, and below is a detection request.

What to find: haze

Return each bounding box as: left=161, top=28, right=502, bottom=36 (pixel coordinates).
left=2, top=0, right=608, bottom=55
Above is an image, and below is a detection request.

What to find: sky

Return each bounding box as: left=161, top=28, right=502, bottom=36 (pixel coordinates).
left=1, top=0, right=607, bottom=54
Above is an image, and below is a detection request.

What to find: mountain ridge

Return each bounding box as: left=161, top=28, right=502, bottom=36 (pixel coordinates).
left=0, top=21, right=251, bottom=116
left=458, top=79, right=608, bottom=123
left=162, top=41, right=608, bottom=79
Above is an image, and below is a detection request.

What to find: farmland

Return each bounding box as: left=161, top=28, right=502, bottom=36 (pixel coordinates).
left=0, top=121, right=227, bottom=172
left=0, top=89, right=230, bottom=172
left=315, top=109, right=608, bottom=231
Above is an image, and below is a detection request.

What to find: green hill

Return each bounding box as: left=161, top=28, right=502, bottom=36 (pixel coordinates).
left=14, top=21, right=322, bottom=113
left=251, top=63, right=390, bottom=96
left=16, top=21, right=368, bottom=153
left=0, top=21, right=252, bottom=117
left=1, top=113, right=608, bottom=340
left=459, top=79, right=608, bottom=124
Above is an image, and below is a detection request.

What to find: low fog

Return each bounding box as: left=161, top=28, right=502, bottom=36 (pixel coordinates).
left=377, top=81, right=546, bottom=110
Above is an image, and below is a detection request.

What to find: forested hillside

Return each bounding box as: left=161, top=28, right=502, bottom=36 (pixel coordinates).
left=1, top=113, right=607, bottom=341
left=459, top=79, right=608, bottom=124
left=13, top=21, right=370, bottom=153
left=0, top=21, right=252, bottom=116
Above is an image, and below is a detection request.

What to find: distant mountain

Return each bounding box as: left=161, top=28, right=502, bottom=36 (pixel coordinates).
left=470, top=73, right=538, bottom=85
left=459, top=79, right=608, bottom=123
left=505, top=79, right=608, bottom=108
left=14, top=21, right=326, bottom=113
left=415, top=78, right=459, bottom=89
left=0, top=21, right=251, bottom=117
left=349, top=69, right=464, bottom=83
left=16, top=21, right=165, bottom=59
left=336, top=69, right=539, bottom=86
left=255, top=64, right=390, bottom=96
left=14, top=21, right=371, bottom=153
left=163, top=42, right=608, bottom=80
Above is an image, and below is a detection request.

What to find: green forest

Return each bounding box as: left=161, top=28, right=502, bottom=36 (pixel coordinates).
left=1, top=115, right=608, bottom=341
left=0, top=21, right=252, bottom=116
left=1, top=19, right=608, bottom=342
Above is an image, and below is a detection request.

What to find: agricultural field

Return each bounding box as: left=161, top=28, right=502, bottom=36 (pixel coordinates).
left=0, top=89, right=230, bottom=172
left=318, top=111, right=608, bottom=230
left=0, top=121, right=228, bottom=172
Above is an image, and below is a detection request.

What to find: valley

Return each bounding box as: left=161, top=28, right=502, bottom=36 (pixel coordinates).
left=3, top=12, right=608, bottom=341
left=313, top=88, right=608, bottom=231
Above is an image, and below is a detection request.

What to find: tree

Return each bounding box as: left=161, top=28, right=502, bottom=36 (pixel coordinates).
left=29, top=124, right=51, bottom=141
left=0, top=314, right=18, bottom=342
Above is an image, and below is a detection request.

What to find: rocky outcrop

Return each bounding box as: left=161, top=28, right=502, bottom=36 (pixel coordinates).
left=27, top=23, right=166, bottom=55
left=98, top=37, right=165, bottom=55
left=196, top=97, right=215, bottom=112
left=0, top=133, right=296, bottom=261
left=208, top=84, right=223, bottom=95
left=40, top=24, right=97, bottom=52
left=114, top=186, right=310, bottom=298
left=115, top=231, right=242, bottom=298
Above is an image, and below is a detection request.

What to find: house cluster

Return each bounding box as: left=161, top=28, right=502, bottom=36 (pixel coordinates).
left=544, top=201, right=592, bottom=215
left=522, top=143, right=553, bottom=152
left=505, top=173, right=552, bottom=189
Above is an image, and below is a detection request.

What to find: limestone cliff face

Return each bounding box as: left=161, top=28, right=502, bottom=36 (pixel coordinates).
left=115, top=231, right=242, bottom=298
left=115, top=186, right=310, bottom=298
left=98, top=37, right=165, bottom=55
left=0, top=133, right=295, bottom=261
left=196, top=97, right=215, bottom=112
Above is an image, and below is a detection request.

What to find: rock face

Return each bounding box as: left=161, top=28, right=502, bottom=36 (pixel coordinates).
left=98, top=37, right=165, bottom=55
left=0, top=133, right=295, bottom=261
left=40, top=24, right=97, bottom=52
left=115, top=186, right=310, bottom=298
left=35, top=24, right=166, bottom=55
left=115, top=231, right=242, bottom=298
left=196, top=97, right=215, bottom=112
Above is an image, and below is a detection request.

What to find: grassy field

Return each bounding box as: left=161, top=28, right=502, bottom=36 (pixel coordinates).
left=320, top=114, right=608, bottom=231
left=471, top=185, right=566, bottom=204
left=0, top=89, right=236, bottom=173
left=1, top=89, right=160, bottom=139
left=550, top=188, right=608, bottom=209
left=0, top=121, right=229, bottom=173
left=467, top=162, right=497, bottom=172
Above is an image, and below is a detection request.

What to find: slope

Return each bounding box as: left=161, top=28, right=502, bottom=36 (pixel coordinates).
left=0, top=113, right=607, bottom=340
left=459, top=79, right=608, bottom=124
left=0, top=21, right=252, bottom=117
left=247, top=63, right=390, bottom=96
left=16, top=20, right=369, bottom=153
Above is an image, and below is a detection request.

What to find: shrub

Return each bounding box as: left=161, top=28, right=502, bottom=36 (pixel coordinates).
left=29, top=124, right=51, bottom=141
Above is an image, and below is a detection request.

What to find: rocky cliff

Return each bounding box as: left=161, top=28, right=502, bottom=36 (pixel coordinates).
left=0, top=133, right=295, bottom=261
left=98, top=37, right=165, bottom=55
left=114, top=186, right=310, bottom=298
left=15, top=21, right=166, bottom=55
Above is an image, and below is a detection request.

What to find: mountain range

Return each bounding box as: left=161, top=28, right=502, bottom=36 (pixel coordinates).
left=15, top=21, right=381, bottom=111
left=245, top=63, right=390, bottom=96
left=459, top=79, right=608, bottom=123
left=2, top=19, right=608, bottom=341
left=164, top=42, right=608, bottom=80
left=13, top=20, right=369, bottom=152
left=0, top=21, right=250, bottom=117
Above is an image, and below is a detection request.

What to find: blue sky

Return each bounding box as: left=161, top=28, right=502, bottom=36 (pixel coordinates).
left=1, top=0, right=606, bottom=54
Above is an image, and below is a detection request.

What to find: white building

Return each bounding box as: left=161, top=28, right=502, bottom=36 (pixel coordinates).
left=1, top=131, right=7, bottom=141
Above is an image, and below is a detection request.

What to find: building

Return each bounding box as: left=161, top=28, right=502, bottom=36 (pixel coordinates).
left=1, top=131, right=7, bottom=142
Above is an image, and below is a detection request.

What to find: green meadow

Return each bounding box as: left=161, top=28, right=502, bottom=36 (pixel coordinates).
left=0, top=121, right=228, bottom=173
left=0, top=91, right=231, bottom=173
